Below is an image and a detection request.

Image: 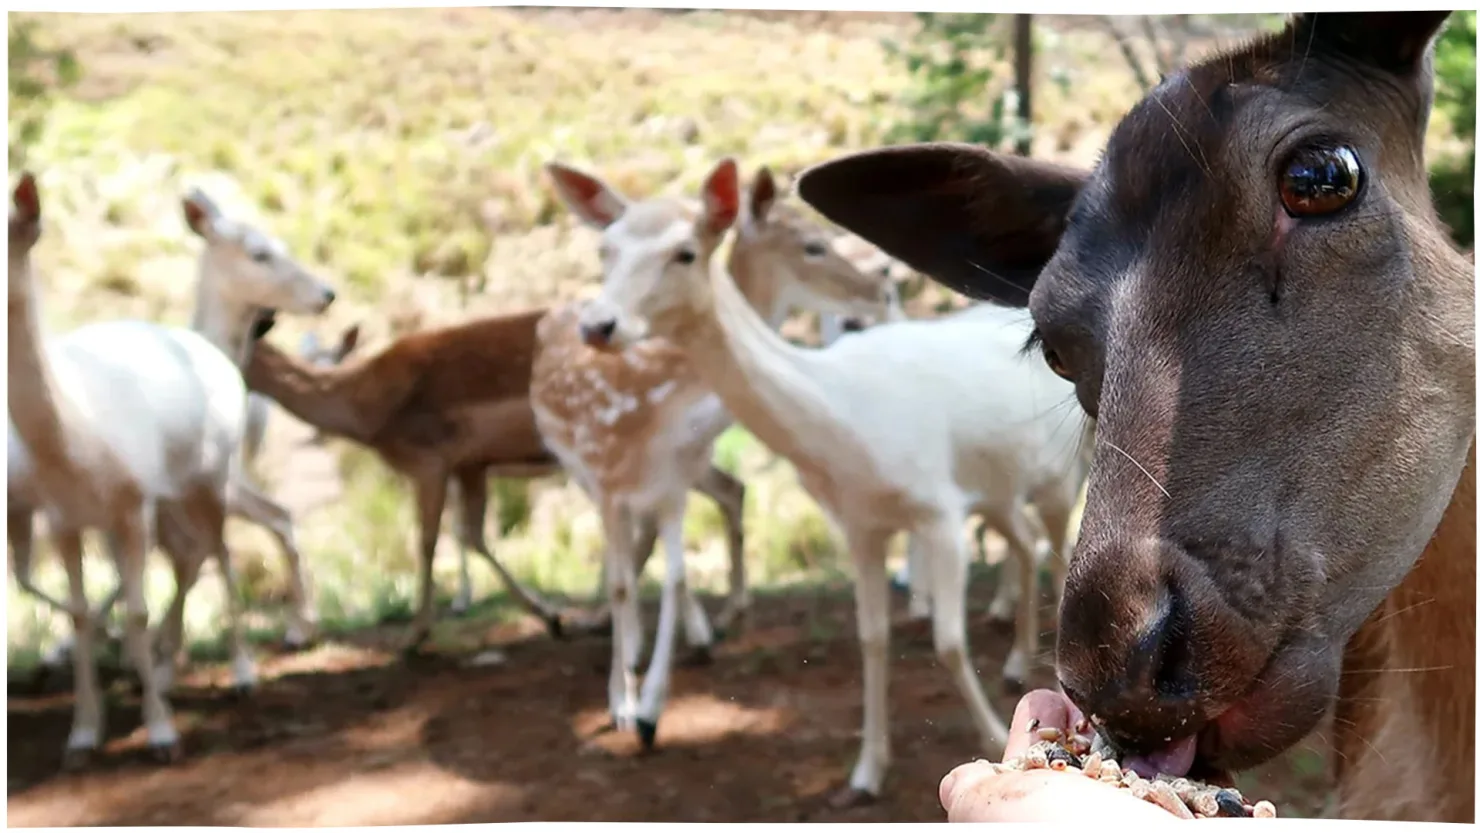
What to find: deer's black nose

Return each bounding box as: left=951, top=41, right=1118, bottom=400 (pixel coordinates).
left=581, top=318, right=618, bottom=346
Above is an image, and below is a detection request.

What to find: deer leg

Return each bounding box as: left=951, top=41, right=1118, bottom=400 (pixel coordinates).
left=226, top=475, right=317, bottom=650
left=921, top=510, right=1011, bottom=752
left=57, top=528, right=105, bottom=769
left=150, top=513, right=203, bottom=694
left=903, top=533, right=932, bottom=621
left=455, top=470, right=565, bottom=638
left=835, top=524, right=893, bottom=806
left=195, top=490, right=257, bottom=695
left=583, top=514, right=657, bottom=637
left=111, top=504, right=180, bottom=761
left=1031, top=483, right=1080, bottom=617
left=10, top=509, right=94, bottom=675
left=694, top=464, right=748, bottom=637
left=406, top=475, right=448, bottom=656
left=633, top=497, right=698, bottom=750
left=447, top=478, right=474, bottom=617
left=989, top=503, right=1044, bottom=694
left=601, top=502, right=642, bottom=732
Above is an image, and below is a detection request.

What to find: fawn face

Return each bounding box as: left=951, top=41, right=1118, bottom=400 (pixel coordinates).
left=545, top=158, right=741, bottom=350
left=184, top=189, right=336, bottom=316
left=799, top=11, right=1474, bottom=778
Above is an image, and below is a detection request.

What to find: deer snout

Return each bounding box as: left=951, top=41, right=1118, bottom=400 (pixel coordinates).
left=580, top=317, right=618, bottom=347
left=1056, top=537, right=1212, bottom=755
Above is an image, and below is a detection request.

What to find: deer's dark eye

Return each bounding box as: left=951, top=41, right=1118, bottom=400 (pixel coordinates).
left=673, top=248, right=697, bottom=265
left=250, top=249, right=272, bottom=264
left=1279, top=145, right=1362, bottom=217
left=803, top=240, right=828, bottom=257
left=1042, top=346, right=1071, bottom=381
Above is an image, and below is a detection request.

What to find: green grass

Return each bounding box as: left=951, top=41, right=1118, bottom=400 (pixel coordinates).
left=7, top=10, right=1472, bottom=669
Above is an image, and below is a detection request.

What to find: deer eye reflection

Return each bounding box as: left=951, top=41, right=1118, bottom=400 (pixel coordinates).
left=1279, top=145, right=1362, bottom=217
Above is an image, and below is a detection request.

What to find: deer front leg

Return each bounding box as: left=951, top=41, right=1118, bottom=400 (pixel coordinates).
left=582, top=515, right=658, bottom=637
left=455, top=470, right=565, bottom=638
left=834, top=524, right=894, bottom=807
left=601, top=502, right=642, bottom=732
left=406, top=475, right=448, bottom=656
left=694, top=463, right=748, bottom=637
left=447, top=478, right=474, bottom=617
left=10, top=509, right=103, bottom=675
left=56, top=528, right=105, bottom=770
left=633, top=498, right=695, bottom=751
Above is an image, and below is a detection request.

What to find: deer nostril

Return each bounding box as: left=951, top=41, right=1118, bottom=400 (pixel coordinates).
left=1132, top=582, right=1197, bottom=702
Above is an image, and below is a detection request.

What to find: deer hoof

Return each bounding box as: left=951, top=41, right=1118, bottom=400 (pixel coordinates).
left=828, top=786, right=879, bottom=810
left=636, top=718, right=658, bottom=752
left=149, top=742, right=184, bottom=765
left=544, top=613, right=567, bottom=641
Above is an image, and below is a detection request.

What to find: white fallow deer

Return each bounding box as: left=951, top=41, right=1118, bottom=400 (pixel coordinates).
left=796, top=12, right=1474, bottom=822
left=8, top=172, right=258, bottom=767
left=7, top=188, right=338, bottom=680
left=538, top=163, right=903, bottom=745
left=562, top=157, right=1092, bottom=803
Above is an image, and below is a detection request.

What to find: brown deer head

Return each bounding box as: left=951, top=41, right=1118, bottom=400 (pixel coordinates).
left=798, top=11, right=1475, bottom=781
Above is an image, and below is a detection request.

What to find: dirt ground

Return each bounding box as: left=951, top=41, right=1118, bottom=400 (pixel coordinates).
left=7, top=573, right=1335, bottom=826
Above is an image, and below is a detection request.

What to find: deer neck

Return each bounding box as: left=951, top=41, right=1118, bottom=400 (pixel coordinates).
left=659, top=263, right=846, bottom=478
left=244, top=340, right=372, bottom=442
left=1334, top=439, right=1475, bottom=822
left=726, top=238, right=791, bottom=331
left=6, top=262, right=84, bottom=483
left=190, top=260, right=257, bottom=369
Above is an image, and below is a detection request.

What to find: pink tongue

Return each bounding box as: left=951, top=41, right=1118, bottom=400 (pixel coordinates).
left=1121, top=735, right=1198, bottom=779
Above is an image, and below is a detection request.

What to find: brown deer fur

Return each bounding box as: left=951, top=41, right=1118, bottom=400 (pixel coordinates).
left=244, top=308, right=744, bottom=650
left=795, top=11, right=1474, bottom=821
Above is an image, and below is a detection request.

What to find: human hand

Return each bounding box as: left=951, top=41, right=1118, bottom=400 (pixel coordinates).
left=938, top=689, right=1187, bottom=823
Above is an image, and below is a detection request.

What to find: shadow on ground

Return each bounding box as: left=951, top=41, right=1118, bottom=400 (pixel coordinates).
left=7, top=568, right=1334, bottom=825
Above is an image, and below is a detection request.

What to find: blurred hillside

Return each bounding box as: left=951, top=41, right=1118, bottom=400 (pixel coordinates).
left=6, top=9, right=1474, bottom=661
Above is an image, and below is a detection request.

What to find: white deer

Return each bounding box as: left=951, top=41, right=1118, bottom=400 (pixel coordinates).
left=561, top=157, right=1093, bottom=803
left=539, top=163, right=902, bottom=744
left=8, top=187, right=337, bottom=681
left=8, top=172, right=259, bottom=766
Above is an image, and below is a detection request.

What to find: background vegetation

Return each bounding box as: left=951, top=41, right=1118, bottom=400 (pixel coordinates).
left=6, top=10, right=1475, bottom=666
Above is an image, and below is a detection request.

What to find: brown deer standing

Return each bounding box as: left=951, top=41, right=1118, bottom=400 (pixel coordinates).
left=797, top=11, right=1474, bottom=822
left=242, top=309, right=751, bottom=653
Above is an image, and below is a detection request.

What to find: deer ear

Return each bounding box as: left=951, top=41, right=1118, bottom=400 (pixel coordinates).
left=1294, top=12, right=1452, bottom=75
left=182, top=189, right=220, bottom=239
left=700, top=157, right=741, bottom=238
left=796, top=142, right=1088, bottom=308
left=750, top=166, right=778, bottom=224
left=545, top=162, right=629, bottom=230
left=12, top=172, right=40, bottom=225
left=339, top=324, right=361, bottom=358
